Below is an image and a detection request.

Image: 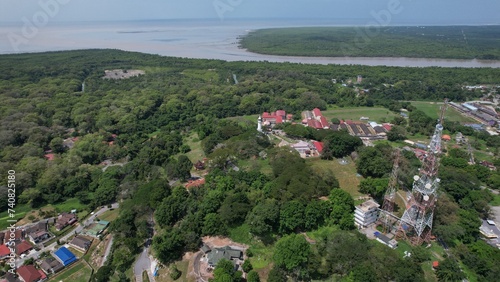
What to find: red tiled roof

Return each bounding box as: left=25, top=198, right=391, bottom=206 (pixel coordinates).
left=6, top=229, right=23, bottom=241
left=286, top=114, right=293, bottom=120
left=382, top=124, right=392, bottom=131
left=442, top=135, right=451, bottom=140
left=17, top=265, right=42, bottom=282
left=312, top=108, right=322, bottom=117
left=313, top=141, right=324, bottom=153
left=262, top=112, right=270, bottom=117
left=16, top=241, right=32, bottom=255
left=276, top=116, right=283, bottom=124
left=432, top=261, right=439, bottom=268
left=44, top=154, right=55, bottom=161
left=319, top=116, right=329, bottom=128
left=185, top=178, right=205, bottom=189
left=276, top=110, right=286, bottom=117
left=0, top=244, right=10, bottom=256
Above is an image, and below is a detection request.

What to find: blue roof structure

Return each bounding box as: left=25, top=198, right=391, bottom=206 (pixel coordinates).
left=54, top=247, right=77, bottom=266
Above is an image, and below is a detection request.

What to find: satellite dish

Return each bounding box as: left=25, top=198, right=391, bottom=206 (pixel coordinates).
left=423, top=195, right=430, bottom=201
left=436, top=178, right=441, bottom=183
left=413, top=175, right=420, bottom=181
left=425, top=183, right=432, bottom=189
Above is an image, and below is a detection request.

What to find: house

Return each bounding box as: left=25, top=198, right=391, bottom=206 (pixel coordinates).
left=17, top=265, right=46, bottom=282
left=25, top=222, right=50, bottom=244
left=374, top=232, right=398, bottom=249
left=53, top=247, right=77, bottom=266
left=44, top=153, right=55, bottom=161
left=354, top=200, right=380, bottom=228
left=55, top=213, right=77, bottom=231
left=201, top=244, right=211, bottom=254
left=262, top=110, right=287, bottom=126
left=291, top=141, right=310, bottom=155
left=16, top=241, right=33, bottom=256
left=194, top=160, right=205, bottom=170
left=185, top=178, right=206, bottom=189
left=479, top=160, right=497, bottom=171
left=313, top=141, right=324, bottom=154
left=207, top=246, right=243, bottom=268
left=307, top=119, right=323, bottom=129
left=69, top=236, right=93, bottom=253
left=5, top=229, right=24, bottom=243
left=312, top=108, right=322, bottom=118
left=40, top=257, right=64, bottom=275
left=432, top=261, right=439, bottom=270
left=3, top=272, right=18, bottom=282
left=441, top=135, right=451, bottom=142
left=0, top=244, right=11, bottom=260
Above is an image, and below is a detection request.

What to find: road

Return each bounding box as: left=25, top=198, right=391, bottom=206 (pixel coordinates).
left=101, top=235, right=114, bottom=267
left=15, top=203, right=119, bottom=267
left=134, top=247, right=154, bottom=282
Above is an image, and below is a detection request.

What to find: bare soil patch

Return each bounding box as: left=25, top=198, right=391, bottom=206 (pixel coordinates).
left=103, top=69, right=145, bottom=79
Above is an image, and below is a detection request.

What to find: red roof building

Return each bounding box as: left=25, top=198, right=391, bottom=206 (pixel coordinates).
left=432, top=261, right=439, bottom=269
left=44, top=154, right=55, bottom=161
left=312, top=108, right=322, bottom=118
left=307, top=119, right=323, bottom=129
left=5, top=229, right=23, bottom=242
left=185, top=178, right=206, bottom=189
left=382, top=124, right=392, bottom=131
left=262, top=110, right=287, bottom=125
left=16, top=241, right=33, bottom=256
left=17, top=265, right=45, bottom=282
left=319, top=116, right=329, bottom=128
left=286, top=114, right=293, bottom=121
left=0, top=244, right=11, bottom=259
left=313, top=141, right=324, bottom=153
left=442, top=135, right=451, bottom=141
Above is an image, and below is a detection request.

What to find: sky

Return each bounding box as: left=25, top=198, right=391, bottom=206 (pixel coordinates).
left=0, top=0, right=499, bottom=24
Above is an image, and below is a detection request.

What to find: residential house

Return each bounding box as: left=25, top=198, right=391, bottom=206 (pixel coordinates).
left=5, top=229, right=24, bottom=244
left=17, top=265, right=46, bottom=282
left=69, top=236, right=93, bottom=253
left=354, top=199, right=380, bottom=228
left=261, top=110, right=291, bottom=126
left=207, top=246, right=243, bottom=268
left=374, top=232, right=398, bottom=249
left=16, top=241, right=33, bottom=256
left=25, top=222, right=50, bottom=244
left=53, top=247, right=77, bottom=266
left=0, top=244, right=11, bottom=260
left=313, top=141, right=324, bottom=154
left=55, top=213, right=77, bottom=231
left=40, top=257, right=64, bottom=275
left=291, top=141, right=311, bottom=156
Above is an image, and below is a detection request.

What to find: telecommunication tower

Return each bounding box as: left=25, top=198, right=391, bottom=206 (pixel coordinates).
left=397, top=99, right=448, bottom=245
left=378, top=149, right=400, bottom=233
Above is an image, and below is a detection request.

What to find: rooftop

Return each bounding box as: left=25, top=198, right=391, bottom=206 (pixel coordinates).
left=356, top=199, right=380, bottom=212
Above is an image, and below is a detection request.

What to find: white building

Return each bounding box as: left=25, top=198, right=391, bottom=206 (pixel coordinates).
left=354, top=199, right=380, bottom=228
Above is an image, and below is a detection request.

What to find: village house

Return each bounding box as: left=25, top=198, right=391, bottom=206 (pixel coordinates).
left=206, top=246, right=244, bottom=269
left=16, top=241, right=33, bottom=256
left=0, top=244, right=11, bottom=260
left=17, top=264, right=47, bottom=282
left=69, top=236, right=93, bottom=253
left=25, top=221, right=51, bottom=244
left=40, top=257, right=64, bottom=275
left=55, top=213, right=77, bottom=231
left=261, top=110, right=292, bottom=127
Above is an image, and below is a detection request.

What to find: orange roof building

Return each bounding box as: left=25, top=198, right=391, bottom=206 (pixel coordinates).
left=442, top=135, right=451, bottom=141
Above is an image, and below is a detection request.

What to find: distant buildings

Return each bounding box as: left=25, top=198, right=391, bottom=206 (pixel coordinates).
left=17, top=264, right=47, bottom=282
left=69, top=236, right=93, bottom=253
left=261, top=110, right=292, bottom=127
left=449, top=101, right=499, bottom=129
left=301, top=108, right=329, bottom=129
left=206, top=246, right=244, bottom=269
left=55, top=213, right=77, bottom=231
left=354, top=199, right=380, bottom=228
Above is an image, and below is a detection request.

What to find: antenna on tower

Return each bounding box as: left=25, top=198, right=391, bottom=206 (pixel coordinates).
left=397, top=98, right=448, bottom=245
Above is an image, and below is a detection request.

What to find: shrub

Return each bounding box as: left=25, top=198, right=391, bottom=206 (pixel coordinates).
left=170, top=265, right=181, bottom=280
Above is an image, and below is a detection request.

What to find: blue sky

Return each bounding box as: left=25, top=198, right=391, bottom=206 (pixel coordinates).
left=0, top=0, right=499, bottom=24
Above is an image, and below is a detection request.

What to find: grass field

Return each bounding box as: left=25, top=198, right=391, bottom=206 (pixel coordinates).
left=322, top=106, right=396, bottom=123
left=307, top=158, right=364, bottom=198
left=183, top=132, right=206, bottom=164
left=240, top=26, right=500, bottom=59
left=156, top=260, right=192, bottom=282
left=411, top=101, right=477, bottom=123
left=0, top=204, right=31, bottom=229
left=47, top=261, right=92, bottom=282
left=229, top=224, right=275, bottom=270
left=490, top=194, right=500, bottom=206
left=98, top=208, right=120, bottom=222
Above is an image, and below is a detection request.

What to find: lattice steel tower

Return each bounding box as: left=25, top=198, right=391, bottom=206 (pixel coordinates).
left=378, top=149, right=400, bottom=233
left=398, top=100, right=448, bottom=245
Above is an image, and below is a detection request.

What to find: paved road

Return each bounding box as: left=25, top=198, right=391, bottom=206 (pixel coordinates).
left=15, top=203, right=119, bottom=267
left=134, top=247, right=154, bottom=282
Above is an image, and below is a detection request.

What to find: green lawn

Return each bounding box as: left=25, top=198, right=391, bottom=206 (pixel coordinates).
left=229, top=224, right=275, bottom=269
left=156, top=260, right=192, bottom=282
left=47, top=261, right=92, bottom=282
left=411, top=101, right=478, bottom=123
left=490, top=194, right=500, bottom=206
left=307, top=158, right=364, bottom=198
left=238, top=158, right=273, bottom=176
left=182, top=132, right=206, bottom=164
left=181, top=69, right=220, bottom=82
left=98, top=208, right=120, bottom=222
left=0, top=203, right=31, bottom=229
left=322, top=106, right=396, bottom=123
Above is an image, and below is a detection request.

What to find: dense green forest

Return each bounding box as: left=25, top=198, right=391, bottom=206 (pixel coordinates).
left=1, top=49, right=500, bottom=281
left=240, top=26, right=500, bottom=59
